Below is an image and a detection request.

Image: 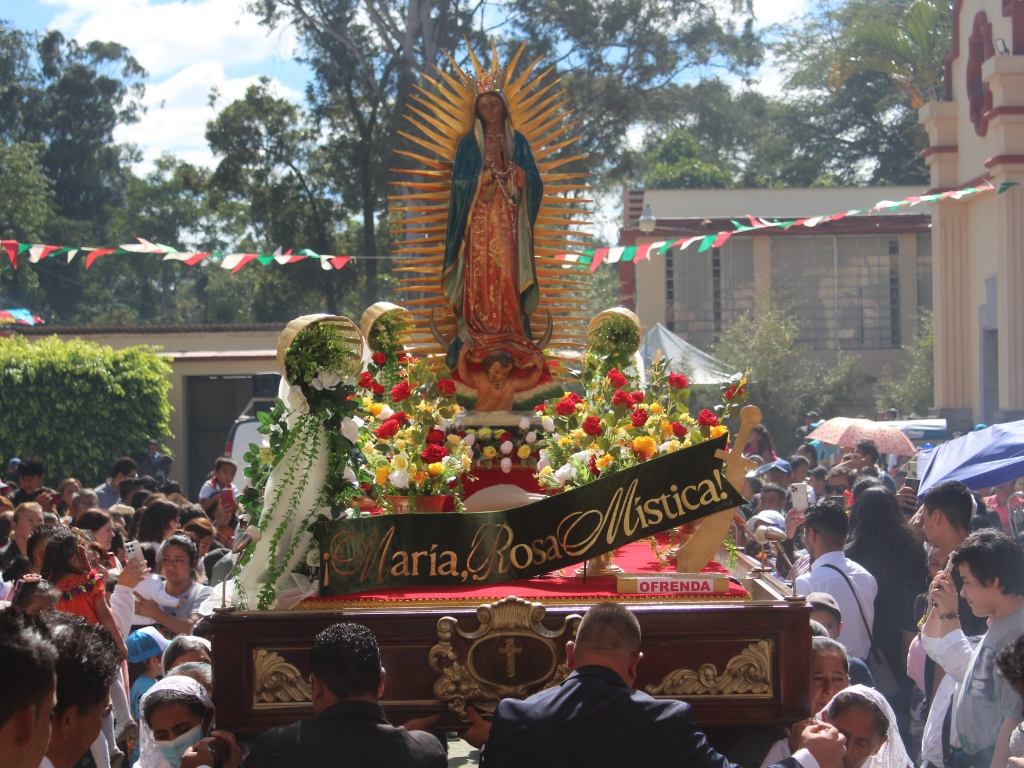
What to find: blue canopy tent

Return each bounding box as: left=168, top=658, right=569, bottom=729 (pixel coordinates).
left=918, top=419, right=1024, bottom=496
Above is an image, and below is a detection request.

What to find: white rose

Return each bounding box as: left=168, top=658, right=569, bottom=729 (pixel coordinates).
left=519, top=416, right=531, bottom=431
left=537, top=454, right=550, bottom=471
left=463, top=434, right=476, bottom=447
left=341, top=415, right=363, bottom=444
left=288, top=385, right=310, bottom=414
left=500, top=440, right=514, bottom=455
left=553, top=463, right=576, bottom=486
left=314, top=370, right=341, bottom=391
left=525, top=431, right=537, bottom=444
left=306, top=549, right=320, bottom=567
left=440, top=418, right=452, bottom=432
left=542, top=417, right=555, bottom=433
left=388, top=470, right=410, bottom=489
left=343, top=466, right=357, bottom=485
left=500, top=457, right=513, bottom=473
left=379, top=405, right=394, bottom=420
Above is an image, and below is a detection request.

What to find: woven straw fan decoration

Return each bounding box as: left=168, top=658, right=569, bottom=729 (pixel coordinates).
left=389, top=40, right=592, bottom=378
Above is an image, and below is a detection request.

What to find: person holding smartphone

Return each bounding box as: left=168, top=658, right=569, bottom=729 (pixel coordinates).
left=198, top=458, right=240, bottom=548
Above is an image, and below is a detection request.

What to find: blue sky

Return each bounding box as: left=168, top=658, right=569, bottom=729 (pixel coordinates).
left=7, top=0, right=805, bottom=242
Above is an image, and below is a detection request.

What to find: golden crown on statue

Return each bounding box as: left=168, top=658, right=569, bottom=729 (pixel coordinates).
left=451, top=39, right=507, bottom=95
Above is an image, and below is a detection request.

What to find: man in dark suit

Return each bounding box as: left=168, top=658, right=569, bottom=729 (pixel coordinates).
left=241, top=623, right=447, bottom=768
left=466, top=602, right=847, bottom=768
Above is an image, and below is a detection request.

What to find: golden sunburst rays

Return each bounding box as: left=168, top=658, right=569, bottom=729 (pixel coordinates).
left=388, top=40, right=592, bottom=378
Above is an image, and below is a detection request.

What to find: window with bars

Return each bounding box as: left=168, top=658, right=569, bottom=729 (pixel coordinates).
left=768, top=235, right=901, bottom=350
left=917, top=233, right=933, bottom=312
left=665, top=237, right=754, bottom=349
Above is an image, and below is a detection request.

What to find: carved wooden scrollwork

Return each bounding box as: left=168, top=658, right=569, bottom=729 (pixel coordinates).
left=253, top=648, right=312, bottom=708
left=644, top=640, right=773, bottom=697
left=429, top=597, right=581, bottom=721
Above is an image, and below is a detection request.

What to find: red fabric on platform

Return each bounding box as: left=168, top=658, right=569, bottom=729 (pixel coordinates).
left=461, top=466, right=543, bottom=499
left=301, top=535, right=747, bottom=607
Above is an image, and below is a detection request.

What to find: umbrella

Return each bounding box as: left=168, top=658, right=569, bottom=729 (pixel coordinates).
left=806, top=417, right=917, bottom=456
left=918, top=420, right=1024, bottom=496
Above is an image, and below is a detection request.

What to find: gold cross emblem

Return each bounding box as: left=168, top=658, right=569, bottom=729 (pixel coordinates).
left=497, top=637, right=522, bottom=678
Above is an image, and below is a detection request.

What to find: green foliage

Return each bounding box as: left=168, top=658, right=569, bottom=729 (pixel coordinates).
left=0, top=143, right=53, bottom=241
left=0, top=336, right=171, bottom=484
left=876, top=310, right=934, bottom=417
left=588, top=312, right=641, bottom=372
left=714, top=309, right=874, bottom=455
left=643, top=128, right=734, bottom=189
left=284, top=322, right=359, bottom=387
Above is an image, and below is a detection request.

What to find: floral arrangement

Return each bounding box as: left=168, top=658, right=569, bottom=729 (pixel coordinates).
left=534, top=353, right=749, bottom=493
left=356, top=361, right=472, bottom=511
left=463, top=417, right=542, bottom=473
left=236, top=320, right=365, bottom=609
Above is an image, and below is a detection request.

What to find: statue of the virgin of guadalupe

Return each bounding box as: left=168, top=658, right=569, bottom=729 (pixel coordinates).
left=441, top=61, right=560, bottom=412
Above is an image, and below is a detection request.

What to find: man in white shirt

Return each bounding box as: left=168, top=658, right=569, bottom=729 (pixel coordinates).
left=796, top=500, right=878, bottom=660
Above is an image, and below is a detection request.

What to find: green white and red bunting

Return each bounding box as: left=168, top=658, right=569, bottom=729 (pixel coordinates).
left=555, top=181, right=1008, bottom=273
left=1, top=182, right=1014, bottom=274
left=0, top=239, right=351, bottom=273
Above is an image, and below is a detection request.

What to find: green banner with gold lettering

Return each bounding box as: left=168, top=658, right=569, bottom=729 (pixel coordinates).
left=315, top=435, right=745, bottom=596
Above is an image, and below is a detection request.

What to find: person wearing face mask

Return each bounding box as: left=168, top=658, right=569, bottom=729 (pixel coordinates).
left=137, top=676, right=241, bottom=768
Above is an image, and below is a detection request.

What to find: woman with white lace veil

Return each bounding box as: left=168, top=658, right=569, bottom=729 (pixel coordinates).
left=761, top=684, right=912, bottom=768
left=820, top=685, right=912, bottom=768
left=134, top=675, right=240, bottom=768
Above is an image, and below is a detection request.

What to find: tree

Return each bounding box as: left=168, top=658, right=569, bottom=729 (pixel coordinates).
left=714, top=308, right=873, bottom=454
left=830, top=0, right=949, bottom=108
left=641, top=127, right=733, bottom=189
left=206, top=78, right=356, bottom=319
left=876, top=310, right=933, bottom=417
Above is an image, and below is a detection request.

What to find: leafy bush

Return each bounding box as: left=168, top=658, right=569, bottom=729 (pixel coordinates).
left=0, top=336, right=172, bottom=485
left=875, top=310, right=933, bottom=417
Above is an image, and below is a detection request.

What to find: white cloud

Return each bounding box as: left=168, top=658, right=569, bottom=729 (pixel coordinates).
left=751, top=0, right=808, bottom=28
left=115, top=62, right=302, bottom=168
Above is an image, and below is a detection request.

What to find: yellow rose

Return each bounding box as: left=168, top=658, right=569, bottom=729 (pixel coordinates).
left=558, top=437, right=572, bottom=448
left=572, top=428, right=585, bottom=440
left=539, top=465, right=553, bottom=476
left=517, top=445, right=532, bottom=459
left=391, top=452, right=409, bottom=471
left=461, top=455, right=473, bottom=470
left=374, top=465, right=390, bottom=485
left=483, top=446, right=498, bottom=459
left=361, top=396, right=373, bottom=408
left=478, top=428, right=493, bottom=440
left=395, top=438, right=406, bottom=451
left=596, top=453, right=614, bottom=470
left=362, top=444, right=376, bottom=457
left=659, top=421, right=673, bottom=436
left=446, top=433, right=462, bottom=446
left=649, top=403, right=664, bottom=414
left=412, top=471, right=428, bottom=484
left=710, top=425, right=730, bottom=439
left=369, top=402, right=384, bottom=417
left=666, top=440, right=681, bottom=453
left=428, top=462, right=444, bottom=476
left=632, top=436, right=657, bottom=458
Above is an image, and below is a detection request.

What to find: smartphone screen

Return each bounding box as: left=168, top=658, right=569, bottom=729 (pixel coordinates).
left=905, top=477, right=920, bottom=492
left=829, top=495, right=846, bottom=506
left=222, top=487, right=236, bottom=511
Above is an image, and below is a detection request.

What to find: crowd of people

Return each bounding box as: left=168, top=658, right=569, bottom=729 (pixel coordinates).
left=2, top=424, right=1024, bottom=768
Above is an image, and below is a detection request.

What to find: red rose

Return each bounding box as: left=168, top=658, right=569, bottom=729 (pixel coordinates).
left=426, top=429, right=446, bottom=444
left=555, top=400, right=576, bottom=416
left=612, top=390, right=633, bottom=407
left=629, top=392, right=645, bottom=406
left=436, top=378, right=456, bottom=396
left=565, top=392, right=584, bottom=406
left=671, top=422, right=688, bottom=439
left=697, top=409, right=718, bottom=427
left=589, top=454, right=599, bottom=476
left=374, top=419, right=399, bottom=439
left=607, top=369, right=627, bottom=389
left=582, top=416, right=603, bottom=436
left=398, top=354, right=410, bottom=364
left=358, top=372, right=374, bottom=389
left=668, top=373, right=689, bottom=389
left=391, top=411, right=408, bottom=426
left=421, top=444, right=448, bottom=463
left=724, top=385, right=735, bottom=401
left=535, top=403, right=547, bottom=413
left=391, top=381, right=411, bottom=402
left=630, top=409, right=649, bottom=427
left=372, top=383, right=385, bottom=395
left=372, top=352, right=387, bottom=365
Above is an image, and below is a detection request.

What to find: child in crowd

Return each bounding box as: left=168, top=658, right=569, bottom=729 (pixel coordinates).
left=7, top=574, right=58, bottom=614
left=127, top=626, right=170, bottom=765
left=199, top=458, right=240, bottom=547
